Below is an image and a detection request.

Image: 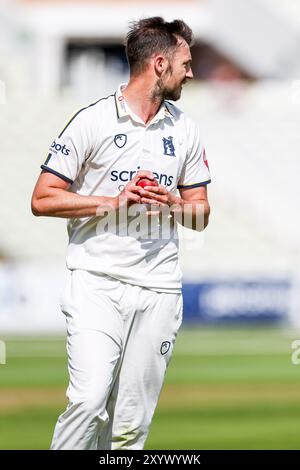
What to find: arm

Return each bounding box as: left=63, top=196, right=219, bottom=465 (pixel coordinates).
left=31, top=171, right=115, bottom=218
left=31, top=170, right=151, bottom=218
left=177, top=185, right=210, bottom=231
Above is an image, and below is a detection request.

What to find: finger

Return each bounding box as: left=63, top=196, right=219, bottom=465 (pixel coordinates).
left=125, top=185, right=144, bottom=195
left=119, top=193, right=141, bottom=205
left=141, top=191, right=168, bottom=203
left=139, top=188, right=163, bottom=197
left=140, top=197, right=161, bottom=205
left=141, top=197, right=168, bottom=206
left=127, top=193, right=142, bottom=203
left=144, top=185, right=167, bottom=194
left=131, top=170, right=155, bottom=183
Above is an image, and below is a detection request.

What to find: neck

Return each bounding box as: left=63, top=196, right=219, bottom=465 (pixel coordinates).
left=122, top=76, right=164, bottom=125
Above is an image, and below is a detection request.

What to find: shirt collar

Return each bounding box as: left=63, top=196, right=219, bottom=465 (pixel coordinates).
left=114, top=83, right=175, bottom=123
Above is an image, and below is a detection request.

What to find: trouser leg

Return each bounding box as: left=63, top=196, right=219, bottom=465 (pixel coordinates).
left=51, top=329, right=122, bottom=450
left=50, top=269, right=125, bottom=450
left=97, top=291, right=183, bottom=450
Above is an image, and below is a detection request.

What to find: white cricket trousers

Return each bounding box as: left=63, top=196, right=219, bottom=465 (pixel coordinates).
left=50, top=269, right=183, bottom=450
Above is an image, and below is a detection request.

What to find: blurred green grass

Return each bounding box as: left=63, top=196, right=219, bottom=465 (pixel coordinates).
left=1, top=326, right=300, bottom=449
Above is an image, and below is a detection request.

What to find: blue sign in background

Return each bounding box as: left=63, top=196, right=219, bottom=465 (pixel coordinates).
left=182, top=280, right=291, bottom=323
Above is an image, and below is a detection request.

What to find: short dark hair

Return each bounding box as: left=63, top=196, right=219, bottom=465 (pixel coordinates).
left=125, top=17, right=193, bottom=76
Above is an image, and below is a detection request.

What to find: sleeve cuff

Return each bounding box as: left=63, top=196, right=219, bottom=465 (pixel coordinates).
left=40, top=165, right=74, bottom=184
left=177, top=179, right=211, bottom=189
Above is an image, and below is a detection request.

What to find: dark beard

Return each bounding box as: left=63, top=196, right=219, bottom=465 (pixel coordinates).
left=152, top=77, right=182, bottom=102
left=162, top=85, right=182, bottom=101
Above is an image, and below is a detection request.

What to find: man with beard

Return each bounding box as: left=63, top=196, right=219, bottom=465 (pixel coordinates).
left=31, top=16, right=211, bottom=450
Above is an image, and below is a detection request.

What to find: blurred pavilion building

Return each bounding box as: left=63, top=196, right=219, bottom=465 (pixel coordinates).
left=1, top=0, right=300, bottom=331
left=2, top=0, right=300, bottom=97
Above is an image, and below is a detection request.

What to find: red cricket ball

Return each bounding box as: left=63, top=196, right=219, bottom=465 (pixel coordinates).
left=136, top=178, right=159, bottom=189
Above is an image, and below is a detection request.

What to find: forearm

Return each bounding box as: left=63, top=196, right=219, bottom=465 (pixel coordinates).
left=171, top=196, right=210, bottom=231
left=32, top=188, right=117, bottom=218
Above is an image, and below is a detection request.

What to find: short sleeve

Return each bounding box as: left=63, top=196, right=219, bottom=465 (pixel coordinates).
left=177, top=121, right=211, bottom=189
left=40, top=108, right=93, bottom=184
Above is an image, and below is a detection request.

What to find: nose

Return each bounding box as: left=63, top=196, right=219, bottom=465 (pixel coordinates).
left=186, top=67, right=193, bottom=80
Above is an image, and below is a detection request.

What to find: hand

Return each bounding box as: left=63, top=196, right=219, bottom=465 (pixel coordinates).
left=138, top=184, right=182, bottom=216
left=140, top=183, right=177, bottom=205
left=115, top=170, right=156, bottom=209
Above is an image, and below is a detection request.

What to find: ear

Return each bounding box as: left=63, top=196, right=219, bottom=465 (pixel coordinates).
left=153, top=54, right=167, bottom=75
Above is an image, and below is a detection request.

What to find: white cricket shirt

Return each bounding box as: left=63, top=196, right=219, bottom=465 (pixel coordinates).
left=41, top=84, right=211, bottom=292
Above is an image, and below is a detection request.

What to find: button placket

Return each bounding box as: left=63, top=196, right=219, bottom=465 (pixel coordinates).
left=139, top=127, right=153, bottom=171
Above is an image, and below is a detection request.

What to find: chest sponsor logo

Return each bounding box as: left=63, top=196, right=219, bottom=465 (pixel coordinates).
left=110, top=167, right=174, bottom=187
left=163, top=136, right=175, bottom=157
left=114, top=134, right=127, bottom=148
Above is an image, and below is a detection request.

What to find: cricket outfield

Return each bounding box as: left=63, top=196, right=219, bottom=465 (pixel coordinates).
left=0, top=327, right=299, bottom=450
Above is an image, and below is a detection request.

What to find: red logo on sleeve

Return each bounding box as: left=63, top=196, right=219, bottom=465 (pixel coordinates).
left=203, top=148, right=209, bottom=169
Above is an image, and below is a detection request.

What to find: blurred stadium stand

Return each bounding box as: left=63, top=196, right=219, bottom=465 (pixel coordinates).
left=0, top=0, right=300, bottom=332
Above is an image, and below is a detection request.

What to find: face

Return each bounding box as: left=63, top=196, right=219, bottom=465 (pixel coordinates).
left=156, top=39, right=193, bottom=101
